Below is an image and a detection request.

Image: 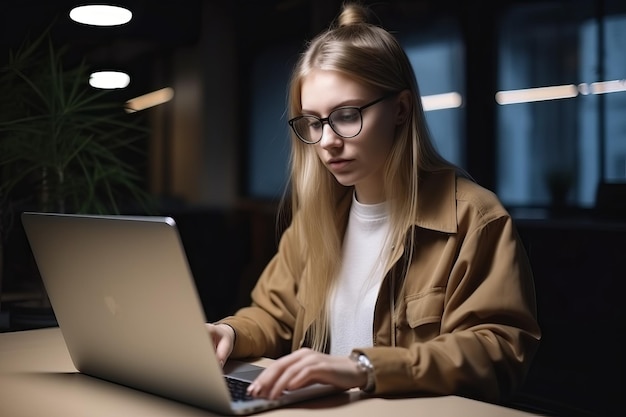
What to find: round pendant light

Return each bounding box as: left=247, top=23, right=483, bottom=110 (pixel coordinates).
left=89, top=71, right=131, bottom=89
left=69, top=5, right=132, bottom=26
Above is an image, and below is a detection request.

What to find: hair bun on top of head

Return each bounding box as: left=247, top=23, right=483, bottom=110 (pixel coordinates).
left=337, top=2, right=371, bottom=27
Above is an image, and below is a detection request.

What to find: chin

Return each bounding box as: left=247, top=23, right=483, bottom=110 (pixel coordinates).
left=332, top=175, right=356, bottom=187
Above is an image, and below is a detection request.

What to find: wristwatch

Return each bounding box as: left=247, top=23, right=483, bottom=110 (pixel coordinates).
left=350, top=351, right=375, bottom=392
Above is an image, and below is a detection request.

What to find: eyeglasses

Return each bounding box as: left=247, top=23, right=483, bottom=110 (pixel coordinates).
left=288, top=92, right=396, bottom=144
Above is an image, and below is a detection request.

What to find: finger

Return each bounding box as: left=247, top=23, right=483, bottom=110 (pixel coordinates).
left=268, top=365, right=301, bottom=399
left=214, top=331, right=234, bottom=367
left=281, top=355, right=360, bottom=392
left=267, top=352, right=323, bottom=399
left=247, top=351, right=308, bottom=398
left=248, top=349, right=329, bottom=399
left=206, top=324, right=232, bottom=367
left=247, top=365, right=288, bottom=398
left=215, top=342, right=230, bottom=367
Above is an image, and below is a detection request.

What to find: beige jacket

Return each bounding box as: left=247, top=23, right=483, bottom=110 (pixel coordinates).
left=220, top=169, right=541, bottom=402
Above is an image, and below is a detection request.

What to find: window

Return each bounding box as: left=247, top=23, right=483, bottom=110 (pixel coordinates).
left=400, top=26, right=465, bottom=168
left=496, top=1, right=626, bottom=209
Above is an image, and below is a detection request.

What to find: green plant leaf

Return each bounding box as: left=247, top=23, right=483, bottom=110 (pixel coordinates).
left=0, top=21, right=155, bottom=216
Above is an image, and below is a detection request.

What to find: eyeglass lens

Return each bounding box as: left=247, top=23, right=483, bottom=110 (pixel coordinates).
left=291, top=107, right=363, bottom=144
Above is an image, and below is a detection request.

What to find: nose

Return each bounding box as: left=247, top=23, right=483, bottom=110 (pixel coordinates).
left=319, top=123, right=343, bottom=148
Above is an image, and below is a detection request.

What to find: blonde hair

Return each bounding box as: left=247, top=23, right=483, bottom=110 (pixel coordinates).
left=282, top=1, right=458, bottom=351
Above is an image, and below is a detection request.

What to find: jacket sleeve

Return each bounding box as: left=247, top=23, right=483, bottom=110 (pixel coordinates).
left=217, top=222, right=302, bottom=359
left=355, top=213, right=541, bottom=403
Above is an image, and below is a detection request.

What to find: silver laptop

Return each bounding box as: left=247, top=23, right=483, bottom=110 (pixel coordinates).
left=21, top=211, right=339, bottom=415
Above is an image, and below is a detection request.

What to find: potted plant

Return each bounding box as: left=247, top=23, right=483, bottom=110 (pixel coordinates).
left=545, top=168, right=574, bottom=213
left=0, top=23, right=155, bottom=325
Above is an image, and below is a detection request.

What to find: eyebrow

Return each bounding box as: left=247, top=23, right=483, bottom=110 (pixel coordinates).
left=300, top=99, right=366, bottom=115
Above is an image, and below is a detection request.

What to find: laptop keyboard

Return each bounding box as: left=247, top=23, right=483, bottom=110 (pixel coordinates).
left=225, top=377, right=254, bottom=402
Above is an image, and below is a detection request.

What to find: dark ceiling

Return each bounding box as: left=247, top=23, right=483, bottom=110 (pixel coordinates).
left=2, top=0, right=621, bottom=62
left=0, top=0, right=319, bottom=98
left=0, top=0, right=534, bottom=66
left=0, top=1, right=203, bottom=65
left=2, top=0, right=620, bottom=98
left=0, top=0, right=564, bottom=63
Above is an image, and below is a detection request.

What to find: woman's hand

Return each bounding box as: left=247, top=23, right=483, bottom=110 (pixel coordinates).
left=246, top=348, right=367, bottom=400
left=205, top=323, right=235, bottom=367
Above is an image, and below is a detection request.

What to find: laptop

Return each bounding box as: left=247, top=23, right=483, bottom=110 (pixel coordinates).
left=21, top=211, right=340, bottom=415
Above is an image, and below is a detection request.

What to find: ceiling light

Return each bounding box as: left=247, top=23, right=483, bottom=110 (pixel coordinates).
left=421, top=92, right=463, bottom=111
left=89, top=71, right=130, bottom=89
left=69, top=5, right=132, bottom=26
left=495, top=84, right=579, bottom=105
left=125, top=88, right=175, bottom=113
left=589, top=79, right=626, bottom=95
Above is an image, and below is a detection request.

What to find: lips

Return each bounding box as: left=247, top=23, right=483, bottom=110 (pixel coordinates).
left=327, top=158, right=353, bottom=171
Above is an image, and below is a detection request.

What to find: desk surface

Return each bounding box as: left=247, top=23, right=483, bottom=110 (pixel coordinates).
left=0, top=327, right=542, bottom=417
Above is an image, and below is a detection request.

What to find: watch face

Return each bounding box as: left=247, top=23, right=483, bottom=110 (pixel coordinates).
left=359, top=354, right=372, bottom=368
left=351, top=354, right=375, bottom=392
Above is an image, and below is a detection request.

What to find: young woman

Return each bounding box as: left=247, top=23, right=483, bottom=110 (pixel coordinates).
left=206, top=1, right=541, bottom=404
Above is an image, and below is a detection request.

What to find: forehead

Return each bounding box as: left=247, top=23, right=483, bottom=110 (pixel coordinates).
left=300, top=69, right=372, bottom=111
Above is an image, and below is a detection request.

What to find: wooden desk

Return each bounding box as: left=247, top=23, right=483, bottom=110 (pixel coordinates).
left=0, top=328, right=542, bottom=417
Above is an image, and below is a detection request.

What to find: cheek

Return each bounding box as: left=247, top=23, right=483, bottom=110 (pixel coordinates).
left=364, top=114, right=397, bottom=155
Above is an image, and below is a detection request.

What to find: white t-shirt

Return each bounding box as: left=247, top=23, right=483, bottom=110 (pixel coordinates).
left=329, top=194, right=390, bottom=356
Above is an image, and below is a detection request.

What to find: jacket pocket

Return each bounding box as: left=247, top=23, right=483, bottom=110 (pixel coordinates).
left=405, top=288, right=445, bottom=328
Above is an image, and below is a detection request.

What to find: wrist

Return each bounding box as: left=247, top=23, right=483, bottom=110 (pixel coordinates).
left=350, top=351, right=375, bottom=392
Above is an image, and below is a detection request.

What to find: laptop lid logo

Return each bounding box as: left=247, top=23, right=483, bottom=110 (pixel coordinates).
left=104, top=296, right=122, bottom=316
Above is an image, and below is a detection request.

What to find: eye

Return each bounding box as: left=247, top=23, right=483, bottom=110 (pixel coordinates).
left=331, top=108, right=360, bottom=124
left=307, top=117, right=322, bottom=130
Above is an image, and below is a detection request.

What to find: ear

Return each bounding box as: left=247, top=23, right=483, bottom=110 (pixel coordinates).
left=394, top=90, right=412, bottom=125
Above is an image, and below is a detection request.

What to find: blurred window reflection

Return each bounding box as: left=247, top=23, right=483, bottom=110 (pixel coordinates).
left=496, top=1, right=626, bottom=208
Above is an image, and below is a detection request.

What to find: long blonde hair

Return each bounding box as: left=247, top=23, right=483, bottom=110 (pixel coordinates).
left=282, top=2, right=458, bottom=351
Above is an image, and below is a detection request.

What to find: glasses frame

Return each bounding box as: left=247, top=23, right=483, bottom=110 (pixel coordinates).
left=288, top=92, right=397, bottom=144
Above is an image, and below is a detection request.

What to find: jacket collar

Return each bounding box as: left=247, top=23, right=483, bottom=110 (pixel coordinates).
left=337, top=168, right=458, bottom=235
left=414, top=169, right=458, bottom=234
